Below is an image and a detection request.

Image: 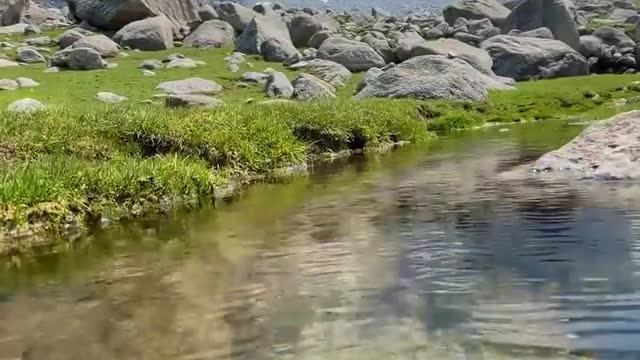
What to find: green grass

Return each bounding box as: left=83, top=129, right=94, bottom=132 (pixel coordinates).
left=0, top=101, right=432, bottom=254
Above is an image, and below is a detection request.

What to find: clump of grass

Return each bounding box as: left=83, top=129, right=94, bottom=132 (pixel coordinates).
left=0, top=101, right=432, bottom=251
left=427, top=110, right=485, bottom=132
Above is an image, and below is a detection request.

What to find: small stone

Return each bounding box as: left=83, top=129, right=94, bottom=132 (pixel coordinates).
left=106, top=63, right=119, bottom=69
left=7, top=98, right=45, bottom=113
left=25, top=36, right=52, bottom=46
left=24, top=24, right=41, bottom=35
left=0, top=59, right=19, bottom=67
left=228, top=63, right=240, bottom=72
left=143, top=69, right=156, bottom=76
left=0, top=79, right=19, bottom=91
left=43, top=66, right=60, bottom=73
left=118, top=52, right=129, bottom=57
left=166, top=58, right=197, bottom=68
left=156, top=78, right=223, bottom=95
left=141, top=59, right=163, bottom=70
left=96, top=92, right=128, bottom=103
left=16, top=77, right=39, bottom=88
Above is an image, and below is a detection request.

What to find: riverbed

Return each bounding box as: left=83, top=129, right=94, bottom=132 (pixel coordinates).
left=2, top=120, right=640, bottom=359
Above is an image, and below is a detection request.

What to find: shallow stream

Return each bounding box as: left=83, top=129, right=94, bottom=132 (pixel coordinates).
left=2, top=121, right=640, bottom=359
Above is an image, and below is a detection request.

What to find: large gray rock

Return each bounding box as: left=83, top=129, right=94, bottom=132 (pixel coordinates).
left=443, top=0, right=511, bottom=27
left=51, top=47, right=107, bottom=70
left=517, top=27, right=555, bottom=39
left=356, top=67, right=384, bottom=92
left=156, top=78, right=222, bottom=95
left=395, top=31, right=430, bottom=61
left=216, top=1, right=257, bottom=33
left=292, top=73, right=336, bottom=101
left=317, top=37, right=385, bottom=72
left=16, top=47, right=46, bottom=63
left=397, top=37, right=495, bottom=75
left=67, top=0, right=200, bottom=32
left=183, top=19, right=235, bottom=48
left=7, top=98, right=45, bottom=113
left=288, top=13, right=339, bottom=48
left=55, top=29, right=85, bottom=49
left=264, top=71, right=294, bottom=98
left=481, top=35, right=588, bottom=80
left=71, top=34, right=119, bottom=58
left=355, top=55, right=513, bottom=101
left=113, top=15, right=173, bottom=51
left=502, top=0, right=580, bottom=50
left=592, top=26, right=635, bottom=49
left=288, top=58, right=352, bottom=87
left=362, top=31, right=395, bottom=64
left=1, top=0, right=28, bottom=26
left=308, top=30, right=334, bottom=49
left=260, top=37, right=300, bottom=62
left=235, top=14, right=296, bottom=59
left=165, top=94, right=223, bottom=108
left=579, top=35, right=606, bottom=58
left=532, top=110, right=640, bottom=180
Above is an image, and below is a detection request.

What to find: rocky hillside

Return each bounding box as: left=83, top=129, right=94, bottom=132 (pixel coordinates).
left=1, top=0, right=640, bottom=111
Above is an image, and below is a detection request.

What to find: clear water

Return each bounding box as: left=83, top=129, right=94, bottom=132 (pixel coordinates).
left=2, top=121, right=640, bottom=359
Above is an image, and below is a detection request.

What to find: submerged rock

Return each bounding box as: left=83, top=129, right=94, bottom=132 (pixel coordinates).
left=533, top=111, right=640, bottom=180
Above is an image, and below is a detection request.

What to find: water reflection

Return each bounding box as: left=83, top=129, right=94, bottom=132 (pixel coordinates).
left=2, top=122, right=640, bottom=359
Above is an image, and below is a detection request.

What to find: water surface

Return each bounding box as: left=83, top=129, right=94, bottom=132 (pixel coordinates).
left=2, top=121, right=640, bottom=359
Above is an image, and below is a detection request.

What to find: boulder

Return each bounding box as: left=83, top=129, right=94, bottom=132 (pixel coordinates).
left=308, top=30, right=333, bottom=49
left=113, top=15, right=174, bottom=51
left=16, top=77, right=38, bottom=87
left=71, top=34, right=119, bottom=58
left=317, top=37, right=385, bottom=72
left=362, top=31, right=395, bottom=64
left=141, top=59, right=163, bottom=69
left=51, top=47, right=107, bottom=70
left=156, top=78, right=222, bottom=95
left=532, top=110, right=640, bottom=180
left=288, top=59, right=352, bottom=86
left=7, top=98, right=45, bottom=113
left=443, top=0, right=511, bottom=27
left=55, top=29, right=85, bottom=49
left=96, top=91, right=128, bottom=103
left=355, top=55, right=513, bottom=101
left=288, top=13, right=339, bottom=48
left=396, top=31, right=430, bottom=61
left=292, top=73, right=336, bottom=100
left=260, top=37, right=300, bottom=62
left=216, top=1, right=257, bottom=33
left=592, top=26, right=635, bottom=49
left=66, top=0, right=200, bottom=32
left=518, top=27, right=555, bottom=39
left=236, top=15, right=298, bottom=61
left=502, top=0, right=580, bottom=50
left=241, top=71, right=269, bottom=84
left=579, top=35, right=606, bottom=58
left=264, top=71, right=294, bottom=98
left=1, top=0, right=28, bottom=26
left=165, top=94, right=223, bottom=108
left=356, top=67, right=384, bottom=91
left=398, top=37, right=495, bottom=75
left=183, top=19, right=235, bottom=48
left=481, top=35, right=588, bottom=80
left=0, top=78, right=18, bottom=91
left=198, top=4, right=218, bottom=21
left=16, top=47, right=46, bottom=63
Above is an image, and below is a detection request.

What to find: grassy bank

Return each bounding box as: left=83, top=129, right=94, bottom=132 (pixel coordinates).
left=0, top=101, right=431, bottom=254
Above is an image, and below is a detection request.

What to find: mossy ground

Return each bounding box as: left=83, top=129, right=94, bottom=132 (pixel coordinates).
left=3, top=28, right=640, bottom=254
